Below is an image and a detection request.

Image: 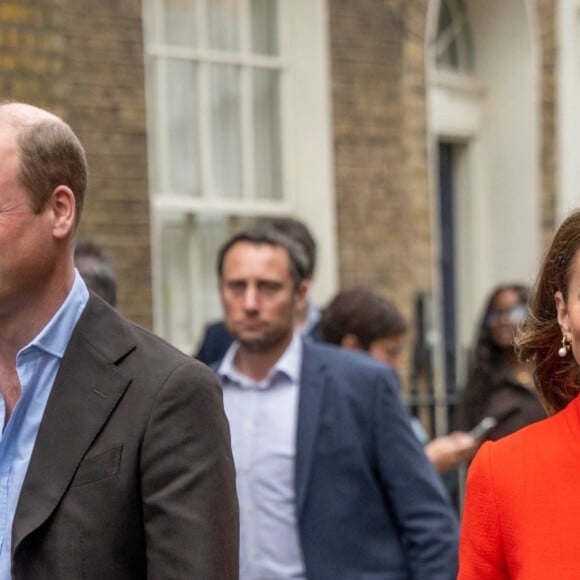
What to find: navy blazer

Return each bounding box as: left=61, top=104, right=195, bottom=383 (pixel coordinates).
left=196, top=320, right=234, bottom=365
left=222, top=340, right=459, bottom=579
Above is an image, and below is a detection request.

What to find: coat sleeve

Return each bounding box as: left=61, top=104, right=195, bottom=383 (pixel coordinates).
left=458, top=442, right=509, bottom=579
left=373, top=368, right=459, bottom=580
left=140, top=360, right=239, bottom=579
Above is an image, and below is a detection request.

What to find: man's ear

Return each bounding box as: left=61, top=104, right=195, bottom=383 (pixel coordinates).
left=49, top=185, right=76, bottom=239
left=340, top=333, right=362, bottom=351
left=295, top=279, right=309, bottom=308
left=555, top=290, right=570, bottom=335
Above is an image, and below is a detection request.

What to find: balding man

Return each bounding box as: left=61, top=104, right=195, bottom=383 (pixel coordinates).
left=0, top=102, right=238, bottom=579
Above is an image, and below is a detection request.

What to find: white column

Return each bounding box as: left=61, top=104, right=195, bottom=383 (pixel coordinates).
left=557, top=0, right=580, bottom=221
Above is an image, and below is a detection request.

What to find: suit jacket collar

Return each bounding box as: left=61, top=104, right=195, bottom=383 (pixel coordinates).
left=295, top=341, right=326, bottom=516
left=12, top=296, right=135, bottom=554
left=213, top=338, right=327, bottom=516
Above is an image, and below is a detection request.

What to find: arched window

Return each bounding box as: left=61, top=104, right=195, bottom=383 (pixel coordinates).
left=435, top=0, right=474, bottom=72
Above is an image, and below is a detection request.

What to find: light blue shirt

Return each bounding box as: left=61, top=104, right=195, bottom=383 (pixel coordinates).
left=218, top=333, right=306, bottom=580
left=0, top=271, right=89, bottom=579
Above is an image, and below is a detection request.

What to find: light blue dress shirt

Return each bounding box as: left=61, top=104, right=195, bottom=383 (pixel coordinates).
left=219, top=333, right=306, bottom=580
left=0, top=272, right=89, bottom=579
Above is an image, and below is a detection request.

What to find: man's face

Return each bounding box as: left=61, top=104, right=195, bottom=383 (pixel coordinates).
left=220, top=241, right=307, bottom=353
left=486, top=288, right=525, bottom=349
left=0, top=122, right=54, bottom=315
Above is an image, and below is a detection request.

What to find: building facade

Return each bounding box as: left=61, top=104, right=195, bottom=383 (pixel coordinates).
left=1, top=0, right=573, bottom=435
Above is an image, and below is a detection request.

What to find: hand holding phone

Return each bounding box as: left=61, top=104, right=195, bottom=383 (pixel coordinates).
left=468, top=407, right=520, bottom=441
left=468, top=416, right=498, bottom=440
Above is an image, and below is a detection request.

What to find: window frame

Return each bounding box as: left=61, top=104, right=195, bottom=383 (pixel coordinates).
left=143, top=0, right=338, bottom=352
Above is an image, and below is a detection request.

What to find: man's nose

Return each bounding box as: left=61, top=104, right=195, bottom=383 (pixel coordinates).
left=243, top=286, right=259, bottom=310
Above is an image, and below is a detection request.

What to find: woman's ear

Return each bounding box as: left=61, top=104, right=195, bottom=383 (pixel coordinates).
left=555, top=290, right=570, bottom=335
left=340, top=333, right=362, bottom=351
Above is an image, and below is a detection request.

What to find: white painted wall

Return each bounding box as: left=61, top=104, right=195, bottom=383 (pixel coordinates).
left=427, top=0, right=541, bottom=383
left=284, top=0, right=338, bottom=306
left=469, top=0, right=540, bottom=288
left=558, top=0, right=580, bottom=222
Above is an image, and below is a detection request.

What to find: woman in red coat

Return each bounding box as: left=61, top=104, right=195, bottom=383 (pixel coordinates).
left=459, top=209, right=580, bottom=579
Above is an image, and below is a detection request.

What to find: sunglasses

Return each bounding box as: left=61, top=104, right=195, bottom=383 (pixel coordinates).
left=486, top=303, right=527, bottom=327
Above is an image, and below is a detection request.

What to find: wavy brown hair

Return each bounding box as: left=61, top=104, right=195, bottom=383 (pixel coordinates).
left=516, top=210, right=580, bottom=414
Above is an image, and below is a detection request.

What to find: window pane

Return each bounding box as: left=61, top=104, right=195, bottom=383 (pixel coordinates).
left=208, top=0, right=239, bottom=51
left=459, top=20, right=475, bottom=71
left=250, top=0, right=279, bottom=56
left=160, top=214, right=194, bottom=348
left=436, top=0, right=474, bottom=73
left=209, top=64, right=242, bottom=199
left=166, top=59, right=200, bottom=196
left=439, top=40, right=460, bottom=69
left=162, top=0, right=197, bottom=47
left=437, top=0, right=452, bottom=37
left=253, top=68, right=282, bottom=200
left=196, top=216, right=229, bottom=323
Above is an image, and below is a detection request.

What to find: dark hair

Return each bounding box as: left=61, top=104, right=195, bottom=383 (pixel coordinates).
left=459, top=283, right=530, bottom=428
left=17, top=119, right=88, bottom=226
left=74, top=240, right=117, bottom=307
left=320, top=287, right=408, bottom=350
left=216, top=224, right=309, bottom=290
left=516, top=209, right=580, bottom=413
left=269, top=217, right=317, bottom=279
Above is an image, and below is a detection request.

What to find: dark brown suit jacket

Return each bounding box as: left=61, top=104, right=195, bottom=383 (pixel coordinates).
left=11, top=295, right=239, bottom=579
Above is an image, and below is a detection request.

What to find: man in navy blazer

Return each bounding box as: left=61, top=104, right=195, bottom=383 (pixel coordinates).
left=215, top=224, right=459, bottom=579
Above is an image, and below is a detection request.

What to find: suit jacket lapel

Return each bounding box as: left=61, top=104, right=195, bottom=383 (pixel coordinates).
left=295, top=342, right=326, bottom=516
left=12, top=298, right=134, bottom=553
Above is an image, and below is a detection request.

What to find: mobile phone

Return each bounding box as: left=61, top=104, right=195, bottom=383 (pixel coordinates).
left=468, top=407, right=520, bottom=440
left=468, top=416, right=498, bottom=440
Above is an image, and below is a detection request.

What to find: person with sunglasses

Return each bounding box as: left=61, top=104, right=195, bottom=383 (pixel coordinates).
left=458, top=284, right=546, bottom=441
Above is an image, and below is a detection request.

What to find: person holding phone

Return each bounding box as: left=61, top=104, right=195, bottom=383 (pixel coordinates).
left=459, top=209, right=580, bottom=578
left=320, top=287, right=477, bottom=473
left=458, top=283, right=546, bottom=441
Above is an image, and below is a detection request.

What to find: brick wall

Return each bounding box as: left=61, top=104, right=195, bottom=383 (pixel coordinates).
left=537, top=0, right=558, bottom=248
left=0, top=0, right=558, bottom=347
left=0, top=0, right=152, bottom=328
left=328, top=0, right=431, bottom=383
left=328, top=0, right=557, bottom=388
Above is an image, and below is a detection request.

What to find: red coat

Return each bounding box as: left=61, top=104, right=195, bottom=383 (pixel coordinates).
left=458, top=394, right=580, bottom=579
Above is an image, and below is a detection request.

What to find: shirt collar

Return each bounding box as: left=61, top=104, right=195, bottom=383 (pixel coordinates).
left=218, top=333, right=303, bottom=389
left=21, top=270, right=90, bottom=359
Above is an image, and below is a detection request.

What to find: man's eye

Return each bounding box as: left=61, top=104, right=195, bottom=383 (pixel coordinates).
left=259, top=282, right=281, bottom=294
left=227, top=282, right=246, bottom=293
